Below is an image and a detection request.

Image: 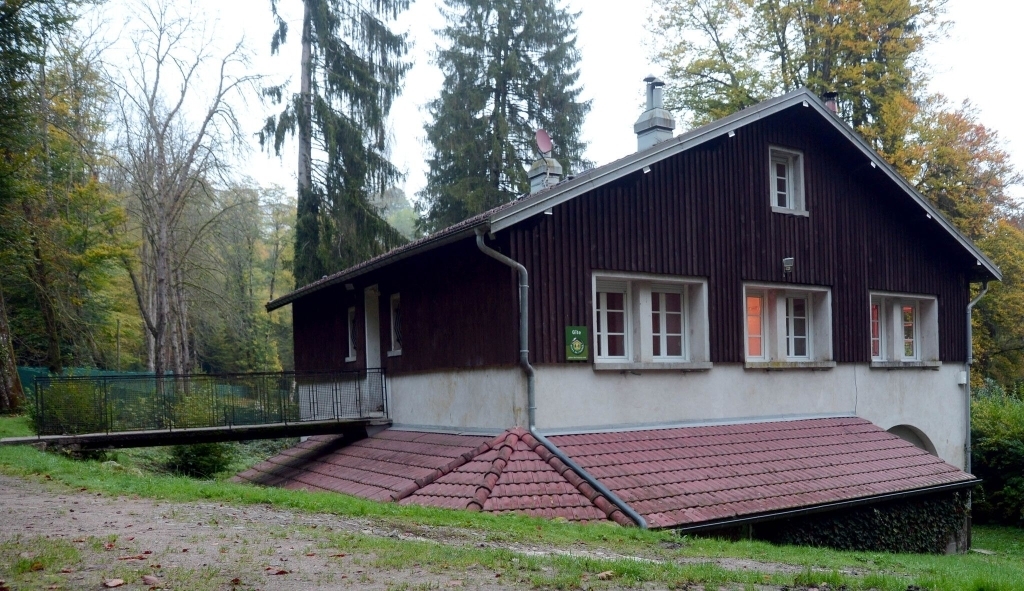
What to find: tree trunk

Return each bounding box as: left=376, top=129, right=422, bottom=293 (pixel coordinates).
left=0, top=282, right=25, bottom=413
left=294, top=0, right=315, bottom=286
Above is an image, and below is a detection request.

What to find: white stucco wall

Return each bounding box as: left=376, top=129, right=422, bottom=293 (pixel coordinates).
left=388, top=368, right=526, bottom=432
left=384, top=363, right=967, bottom=468
left=533, top=363, right=966, bottom=468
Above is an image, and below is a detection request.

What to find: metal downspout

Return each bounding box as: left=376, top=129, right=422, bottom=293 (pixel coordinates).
left=965, top=282, right=989, bottom=474
left=475, top=227, right=647, bottom=528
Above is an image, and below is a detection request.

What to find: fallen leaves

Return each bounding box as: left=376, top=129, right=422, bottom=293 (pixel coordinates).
left=596, top=570, right=615, bottom=580
left=117, top=554, right=148, bottom=561
left=265, top=567, right=289, bottom=575
left=102, top=579, right=124, bottom=588
left=28, top=562, right=44, bottom=572
left=330, top=553, right=347, bottom=558
left=141, top=574, right=161, bottom=586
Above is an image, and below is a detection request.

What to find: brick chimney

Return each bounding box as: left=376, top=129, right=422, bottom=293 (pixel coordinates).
left=634, top=75, right=675, bottom=151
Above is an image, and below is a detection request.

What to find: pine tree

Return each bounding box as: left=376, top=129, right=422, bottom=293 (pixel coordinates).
left=261, top=0, right=410, bottom=287
left=418, top=0, right=591, bottom=233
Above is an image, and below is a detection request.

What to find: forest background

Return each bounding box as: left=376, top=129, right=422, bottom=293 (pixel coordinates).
left=2, top=0, right=1024, bottom=411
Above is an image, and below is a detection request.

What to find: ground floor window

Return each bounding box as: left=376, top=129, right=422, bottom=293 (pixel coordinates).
left=593, top=273, right=709, bottom=367
left=744, top=284, right=832, bottom=365
left=870, top=293, right=937, bottom=364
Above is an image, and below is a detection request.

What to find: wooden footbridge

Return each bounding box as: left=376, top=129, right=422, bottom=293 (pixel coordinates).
left=0, top=370, right=389, bottom=450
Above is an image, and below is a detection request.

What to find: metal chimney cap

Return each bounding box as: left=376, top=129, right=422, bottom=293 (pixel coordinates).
left=643, top=74, right=657, bottom=83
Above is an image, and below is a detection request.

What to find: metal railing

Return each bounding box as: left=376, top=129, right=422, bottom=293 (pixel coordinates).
left=32, top=370, right=387, bottom=436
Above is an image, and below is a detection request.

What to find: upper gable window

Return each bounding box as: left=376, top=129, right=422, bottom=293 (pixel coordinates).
left=593, top=273, right=710, bottom=370
left=770, top=147, right=806, bottom=215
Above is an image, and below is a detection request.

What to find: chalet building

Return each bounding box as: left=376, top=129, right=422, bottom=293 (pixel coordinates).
left=239, top=82, right=997, bottom=534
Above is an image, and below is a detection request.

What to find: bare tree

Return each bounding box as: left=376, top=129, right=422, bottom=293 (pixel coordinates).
left=108, top=0, right=257, bottom=377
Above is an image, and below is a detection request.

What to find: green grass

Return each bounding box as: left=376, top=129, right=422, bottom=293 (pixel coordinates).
left=0, top=413, right=34, bottom=438
left=2, top=414, right=1024, bottom=590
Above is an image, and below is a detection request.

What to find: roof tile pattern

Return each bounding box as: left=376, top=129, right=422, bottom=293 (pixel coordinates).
left=403, top=427, right=631, bottom=524
left=234, top=430, right=493, bottom=501
left=236, top=418, right=974, bottom=529
left=546, top=417, right=975, bottom=529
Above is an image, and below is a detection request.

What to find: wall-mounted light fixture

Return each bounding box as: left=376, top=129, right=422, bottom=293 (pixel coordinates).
left=544, top=208, right=553, bottom=216
left=642, top=165, right=651, bottom=174
left=728, top=130, right=736, bottom=137
left=783, top=257, right=795, bottom=275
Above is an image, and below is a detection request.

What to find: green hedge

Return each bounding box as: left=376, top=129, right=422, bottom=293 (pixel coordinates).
left=755, top=491, right=969, bottom=553
left=972, top=385, right=1024, bottom=526
left=167, top=443, right=233, bottom=478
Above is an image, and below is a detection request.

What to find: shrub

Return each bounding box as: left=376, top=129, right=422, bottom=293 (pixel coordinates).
left=29, top=381, right=109, bottom=435
left=167, top=443, right=233, bottom=478
left=755, top=491, right=970, bottom=553
left=972, top=390, right=1024, bottom=526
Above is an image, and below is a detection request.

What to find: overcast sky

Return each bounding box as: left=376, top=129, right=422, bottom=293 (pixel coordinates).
left=116, top=0, right=1024, bottom=202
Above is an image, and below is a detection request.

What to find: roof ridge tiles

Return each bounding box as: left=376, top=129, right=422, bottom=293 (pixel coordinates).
left=518, top=431, right=633, bottom=526
left=468, top=430, right=521, bottom=511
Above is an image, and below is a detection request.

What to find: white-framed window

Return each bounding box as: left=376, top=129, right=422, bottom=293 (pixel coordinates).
left=744, top=284, right=832, bottom=366
left=901, top=304, right=918, bottom=360
left=595, top=281, right=629, bottom=360
left=388, top=293, right=402, bottom=356
left=651, top=288, right=685, bottom=360
left=746, top=293, right=766, bottom=360
left=769, top=146, right=805, bottom=214
left=593, top=273, right=709, bottom=368
left=870, top=297, right=885, bottom=361
left=785, top=295, right=810, bottom=359
left=345, top=306, right=357, bottom=362
left=870, top=293, right=938, bottom=365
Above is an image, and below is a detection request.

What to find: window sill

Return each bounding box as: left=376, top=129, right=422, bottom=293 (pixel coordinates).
left=745, top=360, right=836, bottom=370
left=344, top=356, right=357, bottom=363
left=771, top=205, right=809, bottom=217
left=870, top=360, right=941, bottom=370
left=387, top=350, right=402, bottom=357
left=593, top=361, right=713, bottom=372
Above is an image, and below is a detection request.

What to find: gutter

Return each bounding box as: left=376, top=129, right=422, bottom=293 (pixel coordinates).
left=671, top=479, right=979, bottom=534
left=474, top=227, right=648, bottom=528
left=964, top=282, right=989, bottom=474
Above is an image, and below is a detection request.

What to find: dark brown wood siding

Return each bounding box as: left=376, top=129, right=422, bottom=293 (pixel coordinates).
left=508, top=106, right=973, bottom=364
left=293, top=286, right=363, bottom=372
left=378, top=239, right=518, bottom=374
left=292, top=239, right=518, bottom=374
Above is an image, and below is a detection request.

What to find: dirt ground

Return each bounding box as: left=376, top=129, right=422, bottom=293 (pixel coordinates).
left=0, top=474, right=804, bottom=590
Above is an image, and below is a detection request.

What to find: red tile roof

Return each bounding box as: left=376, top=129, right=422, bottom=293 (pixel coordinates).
left=402, top=427, right=632, bottom=524
left=235, top=417, right=974, bottom=529
left=547, top=417, right=975, bottom=529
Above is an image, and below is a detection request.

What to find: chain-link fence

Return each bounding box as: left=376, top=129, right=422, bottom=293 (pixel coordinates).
left=32, top=370, right=386, bottom=436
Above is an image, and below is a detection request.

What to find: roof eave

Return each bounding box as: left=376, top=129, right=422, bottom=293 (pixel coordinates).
left=668, top=478, right=979, bottom=533
left=265, top=222, right=485, bottom=312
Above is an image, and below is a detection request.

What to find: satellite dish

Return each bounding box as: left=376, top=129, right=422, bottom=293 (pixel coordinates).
left=535, top=129, right=553, bottom=156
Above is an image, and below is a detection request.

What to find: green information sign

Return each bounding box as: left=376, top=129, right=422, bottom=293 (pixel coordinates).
left=565, top=326, right=589, bottom=361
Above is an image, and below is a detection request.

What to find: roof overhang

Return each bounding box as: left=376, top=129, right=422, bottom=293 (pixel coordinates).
left=267, top=87, right=1000, bottom=311
left=266, top=221, right=485, bottom=311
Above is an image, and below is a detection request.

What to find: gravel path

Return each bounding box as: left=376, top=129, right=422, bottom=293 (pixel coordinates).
left=0, top=474, right=807, bottom=590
